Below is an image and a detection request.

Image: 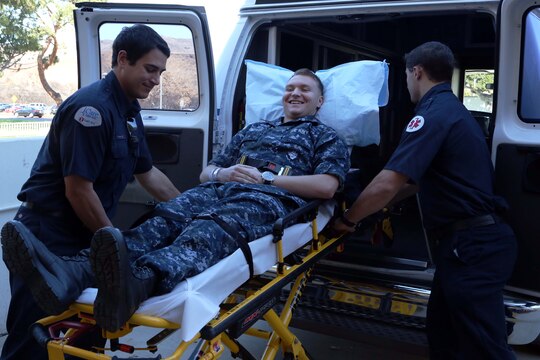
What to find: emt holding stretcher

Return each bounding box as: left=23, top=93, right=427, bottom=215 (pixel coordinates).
left=333, top=41, right=516, bottom=359
left=0, top=24, right=180, bottom=360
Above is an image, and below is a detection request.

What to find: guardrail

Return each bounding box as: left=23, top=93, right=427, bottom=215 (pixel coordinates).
left=0, top=121, right=51, bottom=138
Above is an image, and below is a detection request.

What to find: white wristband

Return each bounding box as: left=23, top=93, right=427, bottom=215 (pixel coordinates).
left=211, top=167, right=221, bottom=181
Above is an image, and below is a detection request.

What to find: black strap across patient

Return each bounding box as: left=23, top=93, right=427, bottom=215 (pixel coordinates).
left=131, top=209, right=255, bottom=279
left=195, top=213, right=254, bottom=279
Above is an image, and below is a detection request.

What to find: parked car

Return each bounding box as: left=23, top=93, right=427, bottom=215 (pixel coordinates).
left=28, top=102, right=47, bottom=110
left=0, top=103, right=10, bottom=112
left=4, top=105, right=23, bottom=114
left=49, top=104, right=58, bottom=115
left=14, top=106, right=44, bottom=118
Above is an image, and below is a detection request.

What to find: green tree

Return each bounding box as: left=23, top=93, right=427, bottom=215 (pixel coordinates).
left=464, top=71, right=494, bottom=97
left=464, top=70, right=494, bottom=111
left=36, top=0, right=107, bottom=105
left=2, top=0, right=106, bottom=105
left=36, top=0, right=76, bottom=105
left=0, top=0, right=41, bottom=72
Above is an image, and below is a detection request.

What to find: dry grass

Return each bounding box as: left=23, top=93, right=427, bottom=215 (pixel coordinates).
left=0, top=31, right=199, bottom=110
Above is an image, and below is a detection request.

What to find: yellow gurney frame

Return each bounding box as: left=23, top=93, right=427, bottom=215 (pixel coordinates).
left=31, top=200, right=346, bottom=360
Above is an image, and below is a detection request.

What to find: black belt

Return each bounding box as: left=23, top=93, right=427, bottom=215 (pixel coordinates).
left=449, top=214, right=497, bottom=232
left=429, top=214, right=497, bottom=242
left=21, top=202, right=65, bottom=218
left=238, top=155, right=291, bottom=176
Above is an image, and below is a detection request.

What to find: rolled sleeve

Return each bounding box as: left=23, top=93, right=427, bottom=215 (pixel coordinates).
left=312, top=128, right=350, bottom=190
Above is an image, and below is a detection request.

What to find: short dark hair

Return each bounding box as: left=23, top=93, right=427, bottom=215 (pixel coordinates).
left=111, top=24, right=171, bottom=67
left=291, top=68, right=324, bottom=95
left=404, top=41, right=455, bottom=82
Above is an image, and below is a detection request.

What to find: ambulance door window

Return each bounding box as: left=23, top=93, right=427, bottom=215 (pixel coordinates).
left=98, top=23, right=199, bottom=112
left=463, top=69, right=494, bottom=113
left=519, top=8, right=540, bottom=123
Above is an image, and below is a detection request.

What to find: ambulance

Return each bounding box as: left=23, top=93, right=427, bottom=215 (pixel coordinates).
left=2, top=0, right=538, bottom=350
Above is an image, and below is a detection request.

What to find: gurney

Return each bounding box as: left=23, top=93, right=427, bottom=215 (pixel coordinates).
left=31, top=200, right=348, bottom=359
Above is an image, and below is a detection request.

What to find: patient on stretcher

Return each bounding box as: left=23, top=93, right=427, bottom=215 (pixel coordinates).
left=1, top=68, right=349, bottom=333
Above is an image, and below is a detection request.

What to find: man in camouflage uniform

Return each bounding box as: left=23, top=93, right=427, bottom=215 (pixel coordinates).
left=4, top=68, right=350, bottom=333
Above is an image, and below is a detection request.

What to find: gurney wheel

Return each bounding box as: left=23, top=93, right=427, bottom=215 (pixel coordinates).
left=283, top=348, right=314, bottom=360
left=232, top=341, right=256, bottom=360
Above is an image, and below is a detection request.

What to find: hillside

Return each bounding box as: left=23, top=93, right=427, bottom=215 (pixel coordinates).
left=0, top=28, right=199, bottom=111
left=100, top=38, right=199, bottom=110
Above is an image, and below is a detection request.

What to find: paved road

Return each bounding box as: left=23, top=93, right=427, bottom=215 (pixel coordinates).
left=99, top=324, right=540, bottom=359
left=0, top=321, right=519, bottom=359
left=0, top=332, right=538, bottom=360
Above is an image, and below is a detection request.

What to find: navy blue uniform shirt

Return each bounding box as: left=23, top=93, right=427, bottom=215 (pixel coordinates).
left=18, top=71, right=153, bottom=219
left=385, top=83, right=504, bottom=229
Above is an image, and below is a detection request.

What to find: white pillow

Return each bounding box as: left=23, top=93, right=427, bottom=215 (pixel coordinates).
left=244, top=59, right=389, bottom=147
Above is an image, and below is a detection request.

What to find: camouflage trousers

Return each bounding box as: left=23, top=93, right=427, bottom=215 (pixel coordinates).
left=123, top=182, right=299, bottom=293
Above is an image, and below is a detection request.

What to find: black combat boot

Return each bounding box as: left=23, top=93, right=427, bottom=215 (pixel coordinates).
left=90, top=227, right=156, bottom=332
left=1, top=220, right=95, bottom=315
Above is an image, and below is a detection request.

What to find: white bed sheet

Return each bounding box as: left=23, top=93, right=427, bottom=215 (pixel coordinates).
left=76, top=201, right=334, bottom=341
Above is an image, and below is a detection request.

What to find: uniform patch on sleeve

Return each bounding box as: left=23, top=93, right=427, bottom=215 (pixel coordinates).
left=74, top=106, right=102, bottom=127
left=406, top=115, right=425, bottom=133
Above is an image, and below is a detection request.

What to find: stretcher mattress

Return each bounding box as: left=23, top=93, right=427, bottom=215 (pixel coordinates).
left=76, top=201, right=334, bottom=341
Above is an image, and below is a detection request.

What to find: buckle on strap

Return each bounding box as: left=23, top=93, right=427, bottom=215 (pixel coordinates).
left=238, top=155, right=291, bottom=176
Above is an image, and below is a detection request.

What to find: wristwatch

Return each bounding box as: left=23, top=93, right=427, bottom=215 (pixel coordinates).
left=340, top=213, right=357, bottom=228
left=261, top=171, right=275, bottom=185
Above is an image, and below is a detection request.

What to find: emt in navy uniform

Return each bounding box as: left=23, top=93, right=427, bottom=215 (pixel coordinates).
left=0, top=24, right=180, bottom=360
left=333, top=41, right=517, bottom=359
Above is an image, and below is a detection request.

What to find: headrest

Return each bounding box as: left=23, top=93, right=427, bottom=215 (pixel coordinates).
left=245, top=59, right=389, bottom=147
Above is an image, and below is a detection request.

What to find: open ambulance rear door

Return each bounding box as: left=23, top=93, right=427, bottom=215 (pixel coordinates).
left=73, top=2, right=215, bottom=228
left=493, top=0, right=540, bottom=297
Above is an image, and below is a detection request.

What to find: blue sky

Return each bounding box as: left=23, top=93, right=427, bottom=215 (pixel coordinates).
left=113, top=0, right=246, bottom=62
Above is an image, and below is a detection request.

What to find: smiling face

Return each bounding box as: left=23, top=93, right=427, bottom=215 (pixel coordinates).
left=114, top=48, right=168, bottom=101
left=282, top=74, right=324, bottom=122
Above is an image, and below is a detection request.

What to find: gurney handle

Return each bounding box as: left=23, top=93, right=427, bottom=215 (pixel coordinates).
left=272, top=199, right=323, bottom=243
left=29, top=323, right=50, bottom=349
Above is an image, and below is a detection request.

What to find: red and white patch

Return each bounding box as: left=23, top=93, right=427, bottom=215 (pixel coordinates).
left=406, top=115, right=425, bottom=133
left=74, top=106, right=102, bottom=127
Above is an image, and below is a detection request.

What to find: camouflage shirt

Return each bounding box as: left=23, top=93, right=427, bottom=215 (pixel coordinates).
left=209, top=116, right=350, bottom=205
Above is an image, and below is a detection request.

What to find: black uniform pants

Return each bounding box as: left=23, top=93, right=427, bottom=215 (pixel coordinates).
left=1, top=206, right=99, bottom=360
left=427, top=221, right=517, bottom=360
